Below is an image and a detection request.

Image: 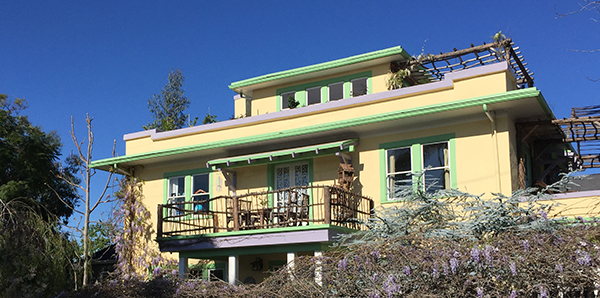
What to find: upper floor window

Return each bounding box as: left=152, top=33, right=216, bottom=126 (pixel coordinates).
left=329, top=82, right=344, bottom=101
left=281, top=91, right=296, bottom=109
left=306, top=87, right=321, bottom=106
left=351, top=77, right=368, bottom=97
left=165, top=169, right=212, bottom=217
left=422, top=142, right=450, bottom=192
left=276, top=71, right=371, bottom=111
left=168, top=176, right=186, bottom=215
left=192, top=173, right=210, bottom=212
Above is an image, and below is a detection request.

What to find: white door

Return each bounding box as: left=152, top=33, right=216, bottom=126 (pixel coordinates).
left=274, top=162, right=309, bottom=209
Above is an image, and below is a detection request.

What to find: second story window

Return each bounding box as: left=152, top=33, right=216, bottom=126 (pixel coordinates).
left=329, top=82, right=344, bottom=101
left=168, top=176, right=185, bottom=215
left=281, top=91, right=296, bottom=109
left=351, top=77, right=368, bottom=97
left=306, top=87, right=321, bottom=106
left=192, top=174, right=210, bottom=212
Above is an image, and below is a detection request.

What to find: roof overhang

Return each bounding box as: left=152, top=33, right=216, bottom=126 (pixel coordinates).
left=206, top=139, right=357, bottom=169
left=228, top=45, right=411, bottom=96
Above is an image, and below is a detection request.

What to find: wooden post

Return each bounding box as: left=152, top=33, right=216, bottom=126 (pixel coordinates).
left=232, top=197, right=240, bottom=231
left=157, top=204, right=163, bottom=238
left=369, top=199, right=375, bottom=216
left=324, top=186, right=331, bottom=225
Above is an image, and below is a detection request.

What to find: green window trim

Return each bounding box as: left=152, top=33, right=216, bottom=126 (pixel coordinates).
left=379, top=133, right=457, bottom=204
left=267, top=159, right=314, bottom=219
left=276, top=71, right=372, bottom=111
left=163, top=167, right=213, bottom=219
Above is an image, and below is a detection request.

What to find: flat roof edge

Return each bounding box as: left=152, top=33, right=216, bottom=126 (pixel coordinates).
left=228, top=45, right=409, bottom=91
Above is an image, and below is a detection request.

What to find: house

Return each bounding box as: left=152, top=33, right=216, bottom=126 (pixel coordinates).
left=91, top=39, right=594, bottom=284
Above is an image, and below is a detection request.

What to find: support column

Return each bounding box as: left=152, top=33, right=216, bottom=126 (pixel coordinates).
left=287, top=252, right=297, bottom=279
left=314, top=250, right=323, bottom=286
left=178, top=257, right=188, bottom=279
left=228, top=255, right=239, bottom=285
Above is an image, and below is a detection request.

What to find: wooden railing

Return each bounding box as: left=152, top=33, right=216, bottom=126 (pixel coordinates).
left=157, top=185, right=374, bottom=238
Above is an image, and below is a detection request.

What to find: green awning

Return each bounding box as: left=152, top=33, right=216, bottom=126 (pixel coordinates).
left=206, top=139, right=358, bottom=169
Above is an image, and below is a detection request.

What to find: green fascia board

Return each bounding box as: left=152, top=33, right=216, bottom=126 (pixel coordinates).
left=206, top=139, right=357, bottom=169
left=228, top=46, right=410, bottom=90
left=90, top=88, right=544, bottom=169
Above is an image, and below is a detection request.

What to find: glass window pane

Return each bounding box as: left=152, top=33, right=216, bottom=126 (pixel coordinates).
left=307, top=87, right=321, bottom=105
left=192, top=174, right=209, bottom=194
left=424, top=169, right=446, bottom=193
left=351, top=78, right=367, bottom=97
left=388, top=173, right=412, bottom=199
left=281, top=92, right=295, bottom=109
left=329, top=82, right=343, bottom=101
left=423, top=143, right=448, bottom=168
left=387, top=147, right=411, bottom=173
left=168, top=177, right=185, bottom=197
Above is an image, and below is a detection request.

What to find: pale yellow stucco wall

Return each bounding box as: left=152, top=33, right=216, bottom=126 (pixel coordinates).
left=543, top=194, right=600, bottom=218
left=125, top=68, right=512, bottom=157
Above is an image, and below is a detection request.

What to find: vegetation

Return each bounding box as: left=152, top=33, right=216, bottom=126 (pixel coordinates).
left=0, top=94, right=79, bottom=220
left=60, top=172, right=600, bottom=297
left=144, top=69, right=197, bottom=131
left=112, top=177, right=176, bottom=280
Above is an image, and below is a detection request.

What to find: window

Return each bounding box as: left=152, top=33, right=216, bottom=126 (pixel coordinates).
left=386, top=147, right=412, bottom=199
left=328, top=82, right=343, bottom=101
left=306, top=87, right=321, bottom=105
left=422, top=142, right=450, bottom=192
left=275, top=71, right=372, bottom=111
left=281, top=91, right=295, bottom=109
left=274, top=162, right=309, bottom=208
left=351, top=77, right=368, bottom=97
left=192, top=174, right=210, bottom=213
left=168, top=176, right=185, bottom=215
left=164, top=169, right=212, bottom=217
left=381, top=134, right=455, bottom=202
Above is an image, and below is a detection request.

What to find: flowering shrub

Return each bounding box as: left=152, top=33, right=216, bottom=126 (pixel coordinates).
left=112, top=177, right=177, bottom=281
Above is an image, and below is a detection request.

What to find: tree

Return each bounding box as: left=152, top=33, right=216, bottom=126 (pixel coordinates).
left=0, top=199, right=78, bottom=297
left=556, top=1, right=600, bottom=81
left=55, top=114, right=115, bottom=287
left=202, top=113, right=217, bottom=124
left=0, top=94, right=79, bottom=220
left=144, top=69, right=197, bottom=131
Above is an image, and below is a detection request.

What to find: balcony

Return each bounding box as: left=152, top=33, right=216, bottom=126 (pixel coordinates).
left=156, top=185, right=374, bottom=238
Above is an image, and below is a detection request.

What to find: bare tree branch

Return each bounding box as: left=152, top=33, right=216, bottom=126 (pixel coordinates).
left=45, top=183, right=84, bottom=215
left=555, top=1, right=600, bottom=19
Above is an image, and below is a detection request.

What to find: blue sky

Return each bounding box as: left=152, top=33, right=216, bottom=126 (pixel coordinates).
left=2, top=0, right=599, bottom=222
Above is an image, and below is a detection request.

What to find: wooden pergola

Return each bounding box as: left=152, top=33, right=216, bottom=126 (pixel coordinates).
left=396, top=38, right=534, bottom=89
left=553, top=105, right=600, bottom=169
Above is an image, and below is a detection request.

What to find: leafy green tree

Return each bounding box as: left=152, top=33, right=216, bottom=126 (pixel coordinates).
left=202, top=113, right=217, bottom=124
left=144, top=69, right=197, bottom=131
left=0, top=94, right=79, bottom=220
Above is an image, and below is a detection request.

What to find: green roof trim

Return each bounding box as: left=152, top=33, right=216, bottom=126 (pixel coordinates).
left=228, top=46, right=410, bottom=90
left=90, top=87, right=544, bottom=169
left=206, top=139, right=357, bottom=169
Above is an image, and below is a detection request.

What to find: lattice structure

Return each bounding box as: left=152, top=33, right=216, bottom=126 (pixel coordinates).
left=553, top=105, right=600, bottom=169
left=397, top=38, right=534, bottom=89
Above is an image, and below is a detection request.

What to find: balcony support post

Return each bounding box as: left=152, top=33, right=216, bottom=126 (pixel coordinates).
left=178, top=257, right=188, bottom=278
left=232, top=197, right=240, bottom=231
left=157, top=204, right=163, bottom=238
left=324, top=186, right=331, bottom=225
left=228, top=255, right=239, bottom=285
left=287, top=252, right=297, bottom=280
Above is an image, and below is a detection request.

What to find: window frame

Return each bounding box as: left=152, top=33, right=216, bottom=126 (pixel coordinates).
left=276, top=71, right=372, bottom=111
left=328, top=82, right=344, bottom=101
left=163, top=168, right=213, bottom=218
left=350, top=77, right=368, bottom=97
left=379, top=133, right=457, bottom=203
